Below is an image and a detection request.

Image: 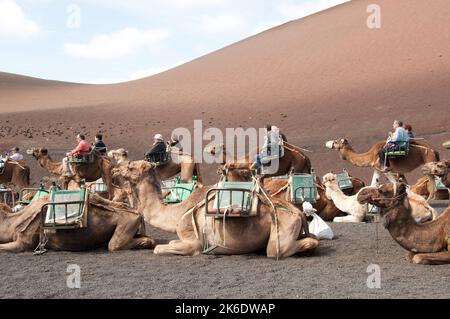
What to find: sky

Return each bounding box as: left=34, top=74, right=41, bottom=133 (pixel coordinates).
left=0, top=0, right=350, bottom=84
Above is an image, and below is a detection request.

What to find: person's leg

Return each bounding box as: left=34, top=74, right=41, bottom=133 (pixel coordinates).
left=62, top=157, right=73, bottom=176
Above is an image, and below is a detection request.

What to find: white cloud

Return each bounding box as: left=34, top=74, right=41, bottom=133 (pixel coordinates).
left=168, top=0, right=228, bottom=8
left=64, top=27, right=170, bottom=59
left=277, top=0, right=350, bottom=20
left=0, top=0, right=40, bottom=38
left=130, top=60, right=186, bottom=79
left=201, top=13, right=244, bottom=33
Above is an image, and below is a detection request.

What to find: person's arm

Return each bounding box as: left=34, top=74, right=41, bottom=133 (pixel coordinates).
left=68, top=142, right=83, bottom=157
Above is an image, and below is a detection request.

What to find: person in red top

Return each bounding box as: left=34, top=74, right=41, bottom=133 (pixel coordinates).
left=62, top=134, right=91, bottom=176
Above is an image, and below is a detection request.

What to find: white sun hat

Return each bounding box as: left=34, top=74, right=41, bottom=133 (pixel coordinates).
left=154, top=134, right=164, bottom=141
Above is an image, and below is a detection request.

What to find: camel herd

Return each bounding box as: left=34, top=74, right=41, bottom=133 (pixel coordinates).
left=0, top=137, right=449, bottom=265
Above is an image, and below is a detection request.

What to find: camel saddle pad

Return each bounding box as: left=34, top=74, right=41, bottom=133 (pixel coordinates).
left=290, top=174, right=317, bottom=204
left=210, top=181, right=259, bottom=217
left=44, top=188, right=88, bottom=228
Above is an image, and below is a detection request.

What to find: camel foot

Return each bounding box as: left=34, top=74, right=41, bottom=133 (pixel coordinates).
left=154, top=240, right=202, bottom=256
left=411, top=252, right=450, bottom=265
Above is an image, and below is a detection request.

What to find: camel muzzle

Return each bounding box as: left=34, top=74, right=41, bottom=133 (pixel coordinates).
left=325, top=141, right=334, bottom=149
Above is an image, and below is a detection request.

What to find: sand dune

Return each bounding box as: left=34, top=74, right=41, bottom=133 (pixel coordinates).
left=0, top=0, right=449, bottom=184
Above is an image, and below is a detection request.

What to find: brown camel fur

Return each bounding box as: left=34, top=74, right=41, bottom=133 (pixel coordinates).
left=0, top=160, right=30, bottom=191
left=413, top=160, right=450, bottom=200
left=27, top=148, right=113, bottom=198
left=206, top=143, right=311, bottom=181
left=0, top=194, right=155, bottom=253
left=108, top=148, right=202, bottom=185
left=112, top=161, right=319, bottom=259
left=326, top=138, right=440, bottom=186
left=357, top=183, right=450, bottom=265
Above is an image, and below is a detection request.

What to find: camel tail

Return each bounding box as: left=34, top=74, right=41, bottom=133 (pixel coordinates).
left=23, top=166, right=31, bottom=187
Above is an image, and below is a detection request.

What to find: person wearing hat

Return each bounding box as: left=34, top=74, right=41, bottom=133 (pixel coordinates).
left=9, top=146, right=24, bottom=161
left=145, top=133, right=167, bottom=163
left=168, top=133, right=183, bottom=152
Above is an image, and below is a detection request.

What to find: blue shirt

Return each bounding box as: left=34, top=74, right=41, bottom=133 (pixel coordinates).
left=389, top=127, right=410, bottom=147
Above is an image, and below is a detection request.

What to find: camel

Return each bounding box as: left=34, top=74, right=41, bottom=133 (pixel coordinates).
left=325, top=138, right=440, bottom=186
left=412, top=160, right=450, bottom=200
left=215, top=167, right=365, bottom=221
left=322, top=173, right=435, bottom=223
left=0, top=194, right=155, bottom=253
left=205, top=143, right=311, bottom=181
left=111, top=161, right=319, bottom=259
left=108, top=148, right=202, bottom=184
left=0, top=160, right=30, bottom=191
left=27, top=148, right=113, bottom=198
left=357, top=183, right=450, bottom=265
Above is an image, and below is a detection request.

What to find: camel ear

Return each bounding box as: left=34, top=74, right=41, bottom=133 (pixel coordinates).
left=41, top=149, right=48, bottom=155
left=443, top=160, right=450, bottom=168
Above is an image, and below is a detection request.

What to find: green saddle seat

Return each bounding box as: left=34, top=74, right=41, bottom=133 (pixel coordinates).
left=19, top=186, right=49, bottom=205
left=208, top=181, right=256, bottom=216
left=163, top=182, right=197, bottom=204
left=290, top=173, right=317, bottom=204
left=435, top=177, right=448, bottom=190
left=44, top=188, right=87, bottom=229
left=68, top=149, right=95, bottom=164
left=335, top=170, right=353, bottom=190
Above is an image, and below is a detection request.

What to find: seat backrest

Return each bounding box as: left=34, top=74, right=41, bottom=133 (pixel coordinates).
left=335, top=170, right=353, bottom=190
left=290, top=173, right=317, bottom=204
left=213, top=181, right=255, bottom=213
left=45, top=188, right=86, bottom=226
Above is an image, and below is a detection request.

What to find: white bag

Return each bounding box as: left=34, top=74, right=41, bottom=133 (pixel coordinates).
left=302, top=202, right=334, bottom=240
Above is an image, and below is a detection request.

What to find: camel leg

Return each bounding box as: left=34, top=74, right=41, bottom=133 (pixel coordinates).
left=107, top=217, right=155, bottom=251
left=153, top=240, right=202, bottom=256
left=411, top=252, right=450, bottom=265
left=333, top=215, right=365, bottom=223
left=370, top=170, right=381, bottom=187
left=266, top=214, right=319, bottom=259
left=0, top=241, right=25, bottom=253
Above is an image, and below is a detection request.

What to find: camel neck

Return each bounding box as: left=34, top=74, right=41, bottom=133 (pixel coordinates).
left=340, top=146, right=374, bottom=167
left=384, top=203, right=448, bottom=253
left=39, top=155, right=62, bottom=174
left=137, top=179, right=187, bottom=233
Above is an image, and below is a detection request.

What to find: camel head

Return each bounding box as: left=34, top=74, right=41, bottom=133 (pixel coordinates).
left=26, top=148, right=48, bottom=160
left=112, top=160, right=160, bottom=189
left=357, top=183, right=408, bottom=209
left=325, top=138, right=349, bottom=151
left=422, top=160, right=450, bottom=177
left=322, top=173, right=338, bottom=200
left=108, top=148, right=129, bottom=165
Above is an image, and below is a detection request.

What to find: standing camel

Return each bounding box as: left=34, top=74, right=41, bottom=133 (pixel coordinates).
left=0, top=160, right=30, bottom=191
left=112, top=161, right=319, bottom=259
left=27, top=148, right=113, bottom=198
left=325, top=138, right=439, bottom=186
left=0, top=194, right=155, bottom=253
left=357, top=183, right=450, bottom=265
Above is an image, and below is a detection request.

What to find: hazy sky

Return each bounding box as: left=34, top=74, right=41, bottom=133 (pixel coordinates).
left=0, top=0, right=349, bottom=83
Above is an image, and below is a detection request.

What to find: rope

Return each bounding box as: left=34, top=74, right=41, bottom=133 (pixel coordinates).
left=284, top=142, right=313, bottom=153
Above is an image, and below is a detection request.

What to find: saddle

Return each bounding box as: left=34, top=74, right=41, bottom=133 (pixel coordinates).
left=68, top=149, right=96, bottom=165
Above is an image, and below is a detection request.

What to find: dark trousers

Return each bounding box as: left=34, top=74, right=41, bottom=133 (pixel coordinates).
left=379, top=142, right=400, bottom=167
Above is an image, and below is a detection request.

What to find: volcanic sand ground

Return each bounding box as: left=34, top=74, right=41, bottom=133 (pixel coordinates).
left=1, top=222, right=449, bottom=299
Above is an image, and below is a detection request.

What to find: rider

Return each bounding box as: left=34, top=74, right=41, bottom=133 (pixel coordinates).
left=62, top=134, right=92, bottom=177
left=378, top=120, right=410, bottom=171
left=145, top=134, right=167, bottom=163
left=168, top=134, right=183, bottom=152
left=94, top=133, right=107, bottom=156
left=251, top=124, right=283, bottom=170
left=8, top=147, right=24, bottom=161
